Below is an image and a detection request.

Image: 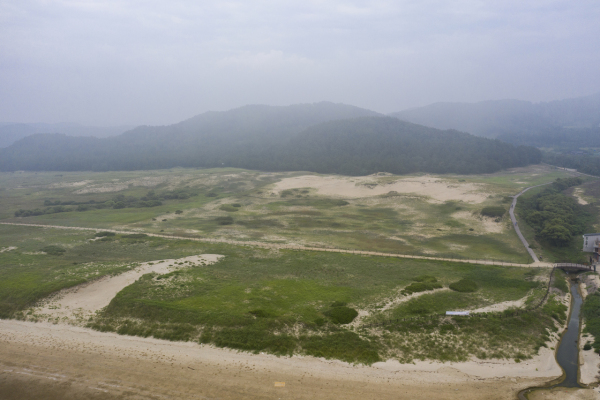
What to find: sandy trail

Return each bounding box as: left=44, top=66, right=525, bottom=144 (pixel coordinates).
left=0, top=222, right=547, bottom=268
left=32, top=254, right=222, bottom=324
left=272, top=174, right=488, bottom=203
left=0, top=319, right=560, bottom=400
left=472, top=297, right=527, bottom=313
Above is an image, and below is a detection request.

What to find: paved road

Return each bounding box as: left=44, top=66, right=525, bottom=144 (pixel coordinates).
left=509, top=183, right=553, bottom=263
left=0, top=221, right=551, bottom=268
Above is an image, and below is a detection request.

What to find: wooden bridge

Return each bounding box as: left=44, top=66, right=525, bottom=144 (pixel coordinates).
left=554, top=263, right=596, bottom=272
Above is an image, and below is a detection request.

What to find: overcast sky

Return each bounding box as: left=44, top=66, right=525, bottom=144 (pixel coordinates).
left=1, top=0, right=599, bottom=126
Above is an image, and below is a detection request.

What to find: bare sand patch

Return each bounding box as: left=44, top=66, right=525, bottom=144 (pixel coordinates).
left=573, top=188, right=589, bottom=205
left=273, top=175, right=489, bottom=203
left=0, top=246, right=17, bottom=253
left=579, top=321, right=600, bottom=386
left=32, top=254, right=223, bottom=324
left=471, top=297, right=527, bottom=313
left=528, top=388, right=599, bottom=399
left=0, top=319, right=559, bottom=400
left=74, top=176, right=169, bottom=194
left=453, top=211, right=504, bottom=233
left=49, top=180, right=92, bottom=188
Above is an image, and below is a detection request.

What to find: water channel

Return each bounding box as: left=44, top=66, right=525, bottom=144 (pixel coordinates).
left=519, top=278, right=583, bottom=398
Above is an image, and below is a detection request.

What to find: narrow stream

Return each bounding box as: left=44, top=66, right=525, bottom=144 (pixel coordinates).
left=555, top=279, right=583, bottom=388
left=519, top=278, right=583, bottom=398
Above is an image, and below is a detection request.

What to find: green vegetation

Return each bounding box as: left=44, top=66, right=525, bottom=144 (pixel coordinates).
left=543, top=152, right=600, bottom=177
left=379, top=295, right=566, bottom=363
left=449, top=279, right=478, bottom=293
left=324, top=305, right=359, bottom=324
left=40, top=245, right=66, bottom=256
left=517, top=177, right=594, bottom=262
left=2, top=167, right=572, bottom=262
left=215, top=216, right=234, bottom=225
left=520, top=178, right=585, bottom=246
left=0, top=226, right=138, bottom=318
left=95, top=231, right=116, bottom=237
left=481, top=206, right=506, bottom=218
left=0, top=116, right=541, bottom=175
left=0, top=220, right=569, bottom=365
left=14, top=189, right=199, bottom=217
left=402, top=275, right=443, bottom=295
left=583, top=291, right=600, bottom=353
left=551, top=269, right=569, bottom=293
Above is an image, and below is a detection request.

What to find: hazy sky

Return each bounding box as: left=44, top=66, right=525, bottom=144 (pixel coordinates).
left=1, top=1, right=599, bottom=126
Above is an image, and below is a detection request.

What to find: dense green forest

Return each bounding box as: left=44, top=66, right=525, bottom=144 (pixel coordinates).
left=542, top=153, right=600, bottom=177
left=0, top=115, right=541, bottom=175
left=499, top=127, right=600, bottom=152
left=518, top=178, right=589, bottom=248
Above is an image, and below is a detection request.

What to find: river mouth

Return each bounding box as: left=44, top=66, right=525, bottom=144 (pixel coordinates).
left=519, top=277, right=583, bottom=399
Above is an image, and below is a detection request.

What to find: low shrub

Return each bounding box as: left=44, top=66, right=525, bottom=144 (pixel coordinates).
left=219, top=205, right=239, bottom=212
left=215, top=216, right=234, bottom=225
left=402, top=281, right=443, bottom=295
left=481, top=206, right=506, bottom=218
left=40, top=245, right=66, bottom=256
left=449, top=279, right=478, bottom=293
left=301, top=331, right=380, bottom=364
left=122, top=233, right=148, bottom=239
left=95, top=231, right=115, bottom=237
left=324, top=306, right=358, bottom=324
left=414, top=275, right=438, bottom=283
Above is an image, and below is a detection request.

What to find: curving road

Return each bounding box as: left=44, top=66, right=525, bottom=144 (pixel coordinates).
left=509, top=183, right=552, bottom=263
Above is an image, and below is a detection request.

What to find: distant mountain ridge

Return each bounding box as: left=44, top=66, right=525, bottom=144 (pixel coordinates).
left=389, top=93, right=600, bottom=137
left=0, top=102, right=540, bottom=175
left=0, top=122, right=133, bottom=148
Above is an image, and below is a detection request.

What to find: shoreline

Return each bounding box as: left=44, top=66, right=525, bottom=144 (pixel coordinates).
left=0, top=319, right=561, bottom=399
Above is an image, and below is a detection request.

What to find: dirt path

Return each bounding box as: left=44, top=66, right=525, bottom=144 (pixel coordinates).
left=30, top=254, right=222, bottom=325
left=0, top=319, right=559, bottom=400
left=509, top=182, right=552, bottom=263
left=0, top=222, right=552, bottom=269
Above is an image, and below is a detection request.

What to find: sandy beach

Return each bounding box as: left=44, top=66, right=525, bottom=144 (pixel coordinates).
left=0, top=319, right=560, bottom=400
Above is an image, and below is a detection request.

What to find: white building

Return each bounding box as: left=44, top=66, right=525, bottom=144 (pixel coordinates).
left=583, top=233, right=600, bottom=262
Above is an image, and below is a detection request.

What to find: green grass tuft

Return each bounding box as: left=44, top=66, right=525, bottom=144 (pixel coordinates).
left=449, top=279, right=478, bottom=293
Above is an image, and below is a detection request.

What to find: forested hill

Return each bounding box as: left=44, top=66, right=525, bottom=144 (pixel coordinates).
left=0, top=115, right=541, bottom=175
left=0, top=122, right=131, bottom=148
left=498, top=127, right=600, bottom=151
left=248, top=117, right=542, bottom=175
left=390, top=93, right=600, bottom=138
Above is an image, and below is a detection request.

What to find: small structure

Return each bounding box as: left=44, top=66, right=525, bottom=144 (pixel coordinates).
left=446, top=311, right=469, bottom=316
left=582, top=233, right=600, bottom=263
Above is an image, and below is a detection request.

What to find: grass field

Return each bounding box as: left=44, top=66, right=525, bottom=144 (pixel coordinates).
left=0, top=165, right=585, bottom=365
left=0, top=165, right=579, bottom=262
left=0, top=223, right=565, bottom=364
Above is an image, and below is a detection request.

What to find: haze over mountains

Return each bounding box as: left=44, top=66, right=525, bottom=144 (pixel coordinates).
left=0, top=123, right=133, bottom=148
left=390, top=93, right=600, bottom=138
left=0, top=102, right=541, bottom=175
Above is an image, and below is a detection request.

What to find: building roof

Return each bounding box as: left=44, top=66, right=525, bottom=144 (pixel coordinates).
left=583, top=233, right=600, bottom=237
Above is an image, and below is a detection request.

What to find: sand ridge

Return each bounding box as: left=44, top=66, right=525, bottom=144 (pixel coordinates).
left=31, top=254, right=223, bottom=324
left=272, top=175, right=489, bottom=203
